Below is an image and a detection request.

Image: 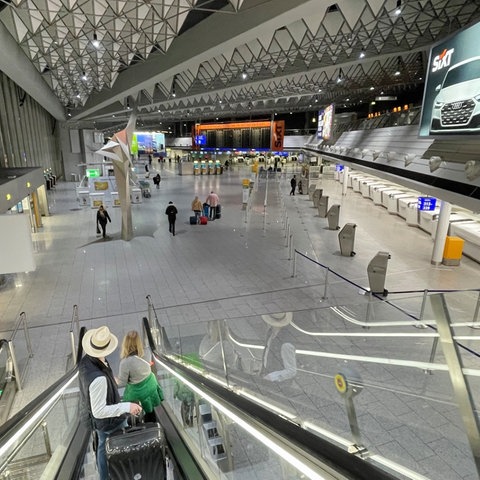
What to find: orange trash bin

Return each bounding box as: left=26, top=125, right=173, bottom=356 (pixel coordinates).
left=442, top=236, right=464, bottom=266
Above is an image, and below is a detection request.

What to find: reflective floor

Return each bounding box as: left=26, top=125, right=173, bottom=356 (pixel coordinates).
left=1, top=161, right=479, bottom=479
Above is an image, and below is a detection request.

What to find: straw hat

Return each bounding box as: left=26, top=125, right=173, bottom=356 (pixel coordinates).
left=261, top=312, right=292, bottom=327
left=82, top=326, right=118, bottom=358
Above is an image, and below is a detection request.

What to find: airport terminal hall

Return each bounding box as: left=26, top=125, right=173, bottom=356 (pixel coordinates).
left=2, top=1, right=480, bottom=479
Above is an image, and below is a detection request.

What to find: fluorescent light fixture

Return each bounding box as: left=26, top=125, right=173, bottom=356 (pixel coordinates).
left=395, top=0, right=401, bottom=15
left=92, top=32, right=100, bottom=48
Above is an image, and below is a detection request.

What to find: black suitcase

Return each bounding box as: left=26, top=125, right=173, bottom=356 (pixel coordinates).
left=216, top=204, right=221, bottom=215
left=190, top=216, right=197, bottom=225
left=106, top=422, right=165, bottom=479
left=216, top=212, right=221, bottom=219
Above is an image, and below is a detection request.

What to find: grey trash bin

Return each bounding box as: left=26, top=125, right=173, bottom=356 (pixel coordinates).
left=327, top=204, right=341, bottom=230
left=317, top=196, right=329, bottom=217
left=313, top=189, right=323, bottom=207
left=339, top=223, right=356, bottom=256
left=367, top=251, right=391, bottom=295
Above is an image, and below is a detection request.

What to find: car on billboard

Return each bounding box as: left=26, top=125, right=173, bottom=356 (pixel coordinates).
left=430, top=56, right=480, bottom=134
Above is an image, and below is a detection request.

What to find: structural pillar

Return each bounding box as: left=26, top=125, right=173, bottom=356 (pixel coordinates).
left=342, top=166, right=349, bottom=196
left=431, top=201, right=451, bottom=265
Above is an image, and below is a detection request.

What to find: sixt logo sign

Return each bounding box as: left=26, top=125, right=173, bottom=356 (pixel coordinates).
left=431, top=48, right=455, bottom=73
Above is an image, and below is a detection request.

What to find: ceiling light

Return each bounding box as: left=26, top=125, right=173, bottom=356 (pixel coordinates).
left=395, top=0, right=401, bottom=15
left=394, top=70, right=400, bottom=76
left=336, top=69, right=343, bottom=83
left=76, top=93, right=81, bottom=99
left=81, top=71, right=87, bottom=81
left=318, top=88, right=322, bottom=92
left=370, top=86, right=374, bottom=90
left=92, top=32, right=100, bottom=48
left=242, top=71, right=247, bottom=80
left=359, top=49, right=365, bottom=59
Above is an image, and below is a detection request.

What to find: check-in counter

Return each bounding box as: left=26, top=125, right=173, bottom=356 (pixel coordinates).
left=359, top=179, right=375, bottom=197
left=418, top=207, right=441, bottom=233
left=397, top=196, right=418, bottom=221
left=382, top=190, right=404, bottom=208
left=449, top=221, right=480, bottom=263
left=371, top=186, right=396, bottom=206
left=387, top=193, right=415, bottom=215
left=352, top=175, right=370, bottom=193
left=365, top=182, right=387, bottom=200
left=431, top=213, right=477, bottom=240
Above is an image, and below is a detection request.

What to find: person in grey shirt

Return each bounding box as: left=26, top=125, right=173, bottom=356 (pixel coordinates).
left=118, top=330, right=163, bottom=422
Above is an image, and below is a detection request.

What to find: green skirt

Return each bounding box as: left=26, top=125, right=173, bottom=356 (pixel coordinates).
left=123, top=372, right=164, bottom=413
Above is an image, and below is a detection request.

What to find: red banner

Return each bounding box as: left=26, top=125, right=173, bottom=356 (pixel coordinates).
left=271, top=120, right=285, bottom=151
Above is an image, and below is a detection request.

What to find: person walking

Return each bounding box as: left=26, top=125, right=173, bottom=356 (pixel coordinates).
left=153, top=173, right=161, bottom=189
left=79, top=326, right=142, bottom=480
left=96, top=205, right=111, bottom=238
left=205, top=191, right=219, bottom=220
left=290, top=175, right=297, bottom=196
left=165, top=201, right=178, bottom=236
left=191, top=196, right=203, bottom=224
left=117, top=330, right=164, bottom=423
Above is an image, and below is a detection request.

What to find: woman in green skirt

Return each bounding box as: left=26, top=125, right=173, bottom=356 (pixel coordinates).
left=117, top=331, right=163, bottom=423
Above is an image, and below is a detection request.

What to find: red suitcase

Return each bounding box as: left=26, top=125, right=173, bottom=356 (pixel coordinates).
left=200, top=216, right=208, bottom=225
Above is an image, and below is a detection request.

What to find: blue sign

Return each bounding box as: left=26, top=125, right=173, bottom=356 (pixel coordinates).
left=195, top=135, right=206, bottom=145
left=418, top=197, right=437, bottom=210
left=336, top=164, right=344, bottom=171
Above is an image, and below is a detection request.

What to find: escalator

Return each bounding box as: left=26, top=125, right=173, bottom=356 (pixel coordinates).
left=0, top=322, right=401, bottom=480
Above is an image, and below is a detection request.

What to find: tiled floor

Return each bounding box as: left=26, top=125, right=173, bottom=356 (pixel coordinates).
left=1, top=161, right=480, bottom=479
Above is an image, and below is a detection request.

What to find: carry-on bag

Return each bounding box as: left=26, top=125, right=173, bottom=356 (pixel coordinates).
left=216, top=204, right=221, bottom=215
left=203, top=203, right=209, bottom=216
left=200, top=216, right=208, bottom=225
left=190, top=216, right=197, bottom=225
left=106, top=422, right=166, bottom=480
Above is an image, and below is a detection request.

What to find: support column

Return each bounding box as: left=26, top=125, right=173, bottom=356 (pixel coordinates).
left=431, top=200, right=451, bottom=265
left=342, top=166, right=349, bottom=196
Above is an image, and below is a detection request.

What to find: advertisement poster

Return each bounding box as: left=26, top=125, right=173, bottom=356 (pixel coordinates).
left=322, top=104, right=334, bottom=140
left=419, top=20, right=480, bottom=137
left=131, top=132, right=166, bottom=155
left=317, top=109, right=325, bottom=139
left=271, top=120, right=285, bottom=151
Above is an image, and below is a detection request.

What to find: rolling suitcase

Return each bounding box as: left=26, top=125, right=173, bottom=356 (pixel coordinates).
left=190, top=216, right=197, bottom=225
left=215, top=204, right=221, bottom=219
left=106, top=422, right=166, bottom=480
left=200, top=216, right=208, bottom=225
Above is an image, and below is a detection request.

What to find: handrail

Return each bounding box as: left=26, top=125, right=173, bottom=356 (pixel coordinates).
left=0, top=327, right=88, bottom=478
left=142, top=317, right=398, bottom=480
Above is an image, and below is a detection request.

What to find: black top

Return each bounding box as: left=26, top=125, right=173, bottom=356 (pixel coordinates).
left=165, top=204, right=178, bottom=220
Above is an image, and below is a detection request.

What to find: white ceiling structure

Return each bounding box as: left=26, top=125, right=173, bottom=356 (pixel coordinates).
left=1, top=0, right=480, bottom=131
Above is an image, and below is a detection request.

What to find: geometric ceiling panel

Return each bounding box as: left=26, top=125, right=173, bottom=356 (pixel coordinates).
left=1, top=0, right=480, bottom=128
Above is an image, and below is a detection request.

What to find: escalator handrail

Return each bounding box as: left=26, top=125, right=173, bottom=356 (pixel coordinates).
left=0, top=327, right=87, bottom=449
left=142, top=318, right=398, bottom=480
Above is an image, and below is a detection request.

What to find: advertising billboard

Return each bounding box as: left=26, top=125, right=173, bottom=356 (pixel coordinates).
left=419, top=20, right=480, bottom=137
left=317, top=104, right=335, bottom=140
left=131, top=132, right=166, bottom=155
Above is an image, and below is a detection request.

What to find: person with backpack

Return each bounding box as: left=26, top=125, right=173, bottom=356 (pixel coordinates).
left=165, top=201, right=178, bottom=236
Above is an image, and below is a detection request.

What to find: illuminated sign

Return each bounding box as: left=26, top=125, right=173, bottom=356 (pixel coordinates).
left=86, top=169, right=100, bottom=178
left=195, top=135, right=206, bottom=145
left=322, top=104, right=334, bottom=140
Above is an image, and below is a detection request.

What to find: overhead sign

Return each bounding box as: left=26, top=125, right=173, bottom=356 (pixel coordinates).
left=419, top=20, right=480, bottom=137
